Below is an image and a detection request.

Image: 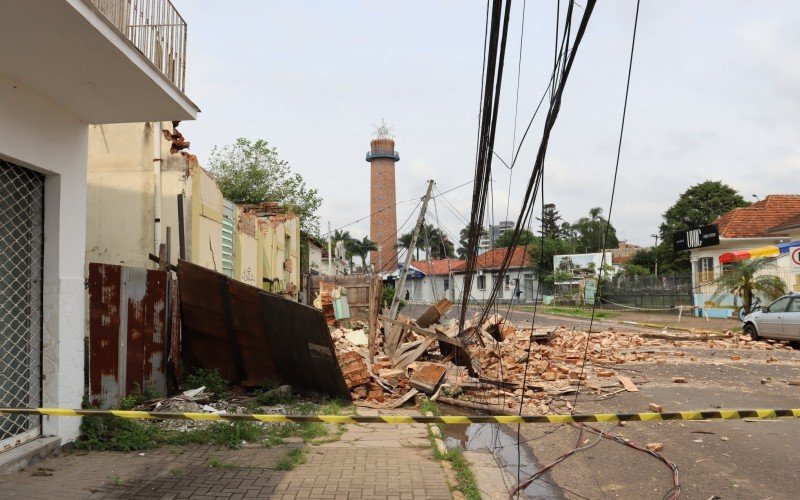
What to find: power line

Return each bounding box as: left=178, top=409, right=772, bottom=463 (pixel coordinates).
left=572, top=0, right=642, bottom=410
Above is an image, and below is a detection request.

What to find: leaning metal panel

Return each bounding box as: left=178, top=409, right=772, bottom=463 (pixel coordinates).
left=0, top=159, right=44, bottom=449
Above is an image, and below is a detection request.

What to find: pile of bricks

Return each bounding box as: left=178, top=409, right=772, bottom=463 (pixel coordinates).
left=337, top=351, right=370, bottom=389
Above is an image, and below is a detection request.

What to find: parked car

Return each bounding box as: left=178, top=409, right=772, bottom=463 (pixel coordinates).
left=742, top=292, right=800, bottom=341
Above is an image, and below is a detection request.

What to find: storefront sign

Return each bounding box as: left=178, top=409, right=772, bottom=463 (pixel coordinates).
left=673, top=224, right=720, bottom=252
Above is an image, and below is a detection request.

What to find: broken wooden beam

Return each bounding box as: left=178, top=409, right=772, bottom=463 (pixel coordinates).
left=379, top=314, right=465, bottom=348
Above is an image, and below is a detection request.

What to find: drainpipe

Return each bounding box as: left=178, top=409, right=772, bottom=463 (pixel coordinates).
left=153, top=121, right=163, bottom=255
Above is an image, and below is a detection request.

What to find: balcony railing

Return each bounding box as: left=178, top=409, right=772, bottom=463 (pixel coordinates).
left=90, top=0, right=187, bottom=91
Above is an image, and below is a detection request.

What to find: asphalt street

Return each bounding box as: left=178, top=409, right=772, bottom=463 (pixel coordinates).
left=404, top=303, right=800, bottom=499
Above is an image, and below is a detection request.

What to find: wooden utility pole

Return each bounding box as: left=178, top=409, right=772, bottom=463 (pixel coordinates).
left=388, top=180, right=435, bottom=319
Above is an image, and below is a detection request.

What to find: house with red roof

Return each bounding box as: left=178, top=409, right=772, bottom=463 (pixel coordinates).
left=690, top=195, right=800, bottom=310
left=451, top=246, right=537, bottom=303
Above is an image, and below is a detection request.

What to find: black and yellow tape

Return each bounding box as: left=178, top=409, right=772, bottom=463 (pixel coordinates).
left=1, top=408, right=799, bottom=424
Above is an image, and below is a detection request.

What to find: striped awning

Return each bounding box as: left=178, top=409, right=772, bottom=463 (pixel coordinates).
left=718, top=240, right=800, bottom=264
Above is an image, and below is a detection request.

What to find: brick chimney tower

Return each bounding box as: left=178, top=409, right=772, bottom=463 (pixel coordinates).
left=366, top=125, right=400, bottom=273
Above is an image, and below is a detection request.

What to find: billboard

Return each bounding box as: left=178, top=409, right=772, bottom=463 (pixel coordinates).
left=672, top=224, right=720, bottom=252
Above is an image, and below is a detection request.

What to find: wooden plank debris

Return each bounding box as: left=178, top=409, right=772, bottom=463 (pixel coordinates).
left=409, top=363, right=447, bottom=394
left=617, top=375, right=639, bottom=392
left=416, top=298, right=452, bottom=328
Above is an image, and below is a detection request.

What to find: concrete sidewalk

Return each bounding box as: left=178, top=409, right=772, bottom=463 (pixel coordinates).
left=1, top=414, right=453, bottom=499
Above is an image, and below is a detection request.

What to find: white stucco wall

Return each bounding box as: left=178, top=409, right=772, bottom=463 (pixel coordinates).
left=453, top=267, right=534, bottom=304
left=0, top=73, right=89, bottom=442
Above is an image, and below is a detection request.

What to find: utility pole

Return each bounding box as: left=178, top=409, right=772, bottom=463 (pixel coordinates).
left=327, top=221, right=333, bottom=276
left=389, top=180, right=434, bottom=319
left=650, top=233, right=659, bottom=277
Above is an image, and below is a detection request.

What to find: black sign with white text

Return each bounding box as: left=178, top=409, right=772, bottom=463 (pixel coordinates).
left=672, top=224, right=720, bottom=251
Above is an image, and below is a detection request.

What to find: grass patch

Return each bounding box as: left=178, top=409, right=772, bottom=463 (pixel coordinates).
left=73, top=417, right=160, bottom=452
left=208, top=456, right=238, bottom=468
left=420, top=398, right=480, bottom=500
left=107, top=476, right=124, bottom=486
left=164, top=421, right=264, bottom=449
left=273, top=447, right=307, bottom=471
left=73, top=401, right=350, bottom=452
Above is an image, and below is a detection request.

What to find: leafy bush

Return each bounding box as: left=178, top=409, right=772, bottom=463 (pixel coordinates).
left=381, top=286, right=406, bottom=312
left=74, top=416, right=160, bottom=452
left=184, top=368, right=229, bottom=398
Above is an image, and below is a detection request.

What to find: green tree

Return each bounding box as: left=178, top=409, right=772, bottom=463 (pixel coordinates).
left=630, top=249, right=656, bottom=273
left=495, top=229, right=536, bottom=248
left=658, top=181, right=749, bottom=273
left=529, top=236, right=577, bottom=285
left=457, top=223, right=488, bottom=259
left=349, top=236, right=377, bottom=271
left=426, top=228, right=456, bottom=259
left=396, top=232, right=419, bottom=261
left=621, top=263, right=651, bottom=276
left=536, top=203, right=565, bottom=239
left=711, top=258, right=786, bottom=315
left=570, top=207, right=619, bottom=253
left=209, top=138, right=322, bottom=234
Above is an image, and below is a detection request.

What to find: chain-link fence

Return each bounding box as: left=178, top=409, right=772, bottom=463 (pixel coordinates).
left=0, top=159, right=44, bottom=447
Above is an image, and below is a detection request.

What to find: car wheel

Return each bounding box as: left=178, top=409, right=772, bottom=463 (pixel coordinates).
left=743, top=323, right=759, bottom=341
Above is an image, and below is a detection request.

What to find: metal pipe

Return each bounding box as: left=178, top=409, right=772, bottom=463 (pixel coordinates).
left=153, top=121, right=163, bottom=255
left=327, top=221, right=333, bottom=275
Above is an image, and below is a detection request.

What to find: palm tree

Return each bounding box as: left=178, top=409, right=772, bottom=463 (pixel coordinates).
left=332, top=230, right=356, bottom=273
left=712, top=258, right=787, bottom=315
left=351, top=236, right=377, bottom=272
left=396, top=232, right=418, bottom=260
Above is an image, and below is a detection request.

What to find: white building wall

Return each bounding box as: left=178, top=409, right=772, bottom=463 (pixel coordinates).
left=690, top=237, right=799, bottom=309
left=452, top=267, right=534, bottom=304
left=0, top=74, right=89, bottom=442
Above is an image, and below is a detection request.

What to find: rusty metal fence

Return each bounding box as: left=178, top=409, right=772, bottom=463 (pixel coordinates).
left=90, top=0, right=187, bottom=91
left=0, top=159, right=44, bottom=450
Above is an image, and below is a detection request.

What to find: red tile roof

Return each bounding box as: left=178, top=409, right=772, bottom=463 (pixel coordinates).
left=714, top=195, right=800, bottom=238
left=768, top=212, right=800, bottom=234
left=451, top=246, right=531, bottom=273
left=410, top=259, right=465, bottom=276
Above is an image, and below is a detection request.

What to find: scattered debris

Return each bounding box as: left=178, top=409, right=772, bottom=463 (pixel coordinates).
left=646, top=442, right=664, bottom=452
left=672, top=377, right=688, bottom=384
left=617, top=375, right=639, bottom=392
left=649, top=403, right=664, bottom=413
left=409, top=363, right=447, bottom=394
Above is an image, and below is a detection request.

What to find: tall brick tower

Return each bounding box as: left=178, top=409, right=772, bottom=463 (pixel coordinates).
left=366, top=126, right=400, bottom=273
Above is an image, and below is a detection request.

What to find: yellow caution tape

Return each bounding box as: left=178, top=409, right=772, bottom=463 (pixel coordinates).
left=0, top=408, right=799, bottom=424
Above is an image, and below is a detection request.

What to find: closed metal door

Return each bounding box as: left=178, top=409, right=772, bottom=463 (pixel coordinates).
left=524, top=274, right=534, bottom=303
left=0, top=159, right=44, bottom=450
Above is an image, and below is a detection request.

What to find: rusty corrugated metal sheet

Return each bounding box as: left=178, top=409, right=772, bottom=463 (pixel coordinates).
left=178, top=260, right=350, bottom=399
left=88, top=263, right=169, bottom=408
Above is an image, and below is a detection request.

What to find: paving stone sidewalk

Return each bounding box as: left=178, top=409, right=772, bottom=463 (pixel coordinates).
left=1, top=416, right=452, bottom=499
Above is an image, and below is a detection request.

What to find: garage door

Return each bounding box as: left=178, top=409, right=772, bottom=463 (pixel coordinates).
left=0, top=159, right=44, bottom=451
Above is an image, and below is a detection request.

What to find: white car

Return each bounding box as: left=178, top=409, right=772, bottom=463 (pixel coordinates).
left=742, top=293, right=800, bottom=341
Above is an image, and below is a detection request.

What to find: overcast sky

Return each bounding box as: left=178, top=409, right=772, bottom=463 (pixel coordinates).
left=172, top=1, right=800, bottom=250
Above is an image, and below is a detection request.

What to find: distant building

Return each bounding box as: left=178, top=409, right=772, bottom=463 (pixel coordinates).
left=453, top=247, right=537, bottom=303
left=611, top=241, right=645, bottom=265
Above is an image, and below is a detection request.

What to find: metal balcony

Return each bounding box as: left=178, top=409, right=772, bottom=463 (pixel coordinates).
left=365, top=150, right=400, bottom=162
left=90, top=0, right=187, bottom=91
